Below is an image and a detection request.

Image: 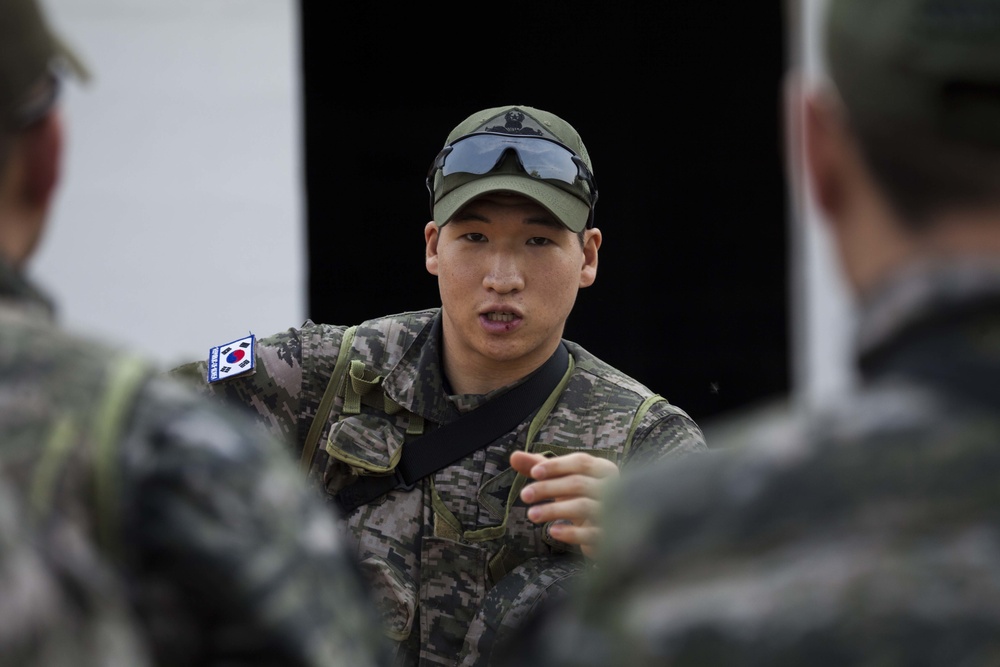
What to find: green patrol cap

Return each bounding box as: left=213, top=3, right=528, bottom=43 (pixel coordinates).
left=827, top=0, right=1000, bottom=148
left=429, top=105, right=597, bottom=232
left=0, top=0, right=89, bottom=131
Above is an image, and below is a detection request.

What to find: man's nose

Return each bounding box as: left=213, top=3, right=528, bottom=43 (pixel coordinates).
left=483, top=252, right=525, bottom=293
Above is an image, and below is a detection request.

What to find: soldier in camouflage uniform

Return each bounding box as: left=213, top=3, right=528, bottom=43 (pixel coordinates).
left=173, top=104, right=707, bottom=666
left=501, top=0, right=1000, bottom=665
left=0, top=1, right=388, bottom=665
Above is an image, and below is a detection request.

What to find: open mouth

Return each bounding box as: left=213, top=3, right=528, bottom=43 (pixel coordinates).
left=484, top=312, right=516, bottom=323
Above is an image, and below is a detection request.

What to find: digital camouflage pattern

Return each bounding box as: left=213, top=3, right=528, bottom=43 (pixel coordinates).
left=0, top=256, right=389, bottom=667
left=506, top=260, right=1000, bottom=666
left=172, top=307, right=707, bottom=667
left=0, top=469, right=151, bottom=667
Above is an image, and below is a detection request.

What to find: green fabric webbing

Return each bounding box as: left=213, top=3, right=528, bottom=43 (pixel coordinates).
left=92, top=355, right=149, bottom=557
left=31, top=416, right=77, bottom=517
left=623, top=394, right=667, bottom=459
left=31, top=354, right=148, bottom=557
left=299, top=325, right=357, bottom=474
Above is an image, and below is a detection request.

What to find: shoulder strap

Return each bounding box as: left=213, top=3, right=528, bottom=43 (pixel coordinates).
left=335, top=342, right=570, bottom=514
left=299, top=325, right=358, bottom=474
left=91, top=355, right=150, bottom=555
left=30, top=353, right=149, bottom=557
left=623, top=393, right=669, bottom=459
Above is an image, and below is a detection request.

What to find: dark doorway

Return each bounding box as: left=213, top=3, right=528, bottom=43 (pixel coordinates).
left=298, top=2, right=789, bottom=427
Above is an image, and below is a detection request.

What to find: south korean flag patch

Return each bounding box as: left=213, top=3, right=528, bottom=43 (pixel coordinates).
left=207, top=333, right=256, bottom=383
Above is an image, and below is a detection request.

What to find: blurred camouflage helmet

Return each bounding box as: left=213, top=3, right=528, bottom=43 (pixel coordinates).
left=427, top=105, right=598, bottom=232
left=827, top=0, right=1000, bottom=148
left=0, top=0, right=88, bottom=131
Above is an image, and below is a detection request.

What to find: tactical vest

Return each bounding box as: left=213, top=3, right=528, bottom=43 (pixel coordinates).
left=295, top=313, right=672, bottom=666
left=299, top=323, right=667, bottom=533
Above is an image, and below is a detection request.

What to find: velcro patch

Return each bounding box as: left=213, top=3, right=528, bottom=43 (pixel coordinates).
left=207, top=334, right=255, bottom=383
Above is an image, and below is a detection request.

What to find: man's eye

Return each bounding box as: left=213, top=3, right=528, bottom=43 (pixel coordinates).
left=464, top=233, right=487, bottom=242
left=527, top=237, right=552, bottom=246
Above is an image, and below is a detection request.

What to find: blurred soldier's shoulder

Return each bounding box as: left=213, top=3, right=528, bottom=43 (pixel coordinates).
left=0, top=472, right=150, bottom=667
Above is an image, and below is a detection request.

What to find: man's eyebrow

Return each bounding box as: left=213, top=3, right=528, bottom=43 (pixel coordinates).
left=449, top=211, right=489, bottom=224
left=525, top=217, right=562, bottom=229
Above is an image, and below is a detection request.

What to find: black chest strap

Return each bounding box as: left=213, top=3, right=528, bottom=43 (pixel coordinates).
left=334, top=342, right=569, bottom=514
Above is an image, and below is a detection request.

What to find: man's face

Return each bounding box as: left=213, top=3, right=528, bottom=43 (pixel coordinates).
left=425, top=192, right=599, bottom=372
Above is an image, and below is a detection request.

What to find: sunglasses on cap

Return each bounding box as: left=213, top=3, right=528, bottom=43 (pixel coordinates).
left=425, top=132, right=599, bottom=228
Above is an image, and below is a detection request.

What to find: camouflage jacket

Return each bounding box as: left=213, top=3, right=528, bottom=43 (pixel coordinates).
left=173, top=308, right=707, bottom=667
left=0, top=466, right=152, bottom=667
left=0, top=258, right=388, bottom=667
left=506, top=259, right=1000, bottom=666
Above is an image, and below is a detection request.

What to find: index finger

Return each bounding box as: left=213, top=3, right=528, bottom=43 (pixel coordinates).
left=527, top=452, right=619, bottom=481
left=510, top=451, right=548, bottom=478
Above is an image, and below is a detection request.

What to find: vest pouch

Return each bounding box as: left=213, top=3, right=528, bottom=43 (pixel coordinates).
left=457, top=555, right=588, bottom=667
left=419, top=536, right=489, bottom=665
left=324, top=414, right=405, bottom=480
left=359, top=555, right=417, bottom=643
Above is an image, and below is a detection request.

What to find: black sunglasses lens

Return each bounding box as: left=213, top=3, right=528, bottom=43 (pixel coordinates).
left=439, top=134, right=582, bottom=184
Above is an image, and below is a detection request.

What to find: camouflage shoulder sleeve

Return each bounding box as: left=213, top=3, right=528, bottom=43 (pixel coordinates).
left=622, top=398, right=707, bottom=468
left=117, top=374, right=389, bottom=667
left=169, top=324, right=317, bottom=451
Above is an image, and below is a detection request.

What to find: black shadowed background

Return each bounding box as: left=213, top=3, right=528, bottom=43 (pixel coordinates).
left=298, top=1, right=789, bottom=428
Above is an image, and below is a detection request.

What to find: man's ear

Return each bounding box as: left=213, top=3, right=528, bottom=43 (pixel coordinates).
left=424, top=220, right=440, bottom=276
left=579, top=228, right=600, bottom=288
left=803, top=91, right=849, bottom=221
left=20, top=110, right=63, bottom=208
left=0, top=110, right=63, bottom=268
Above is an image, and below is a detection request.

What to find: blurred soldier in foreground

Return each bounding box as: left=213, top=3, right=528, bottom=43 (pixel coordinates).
left=0, top=469, right=151, bottom=667
left=505, top=0, right=1000, bottom=665
left=0, top=1, right=387, bottom=665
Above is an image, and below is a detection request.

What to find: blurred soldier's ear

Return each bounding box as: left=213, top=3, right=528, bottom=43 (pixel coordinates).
left=0, top=108, right=63, bottom=267
left=803, top=91, right=851, bottom=223
left=19, top=110, right=63, bottom=208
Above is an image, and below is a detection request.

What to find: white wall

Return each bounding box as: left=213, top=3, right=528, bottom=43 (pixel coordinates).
left=31, top=0, right=305, bottom=370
